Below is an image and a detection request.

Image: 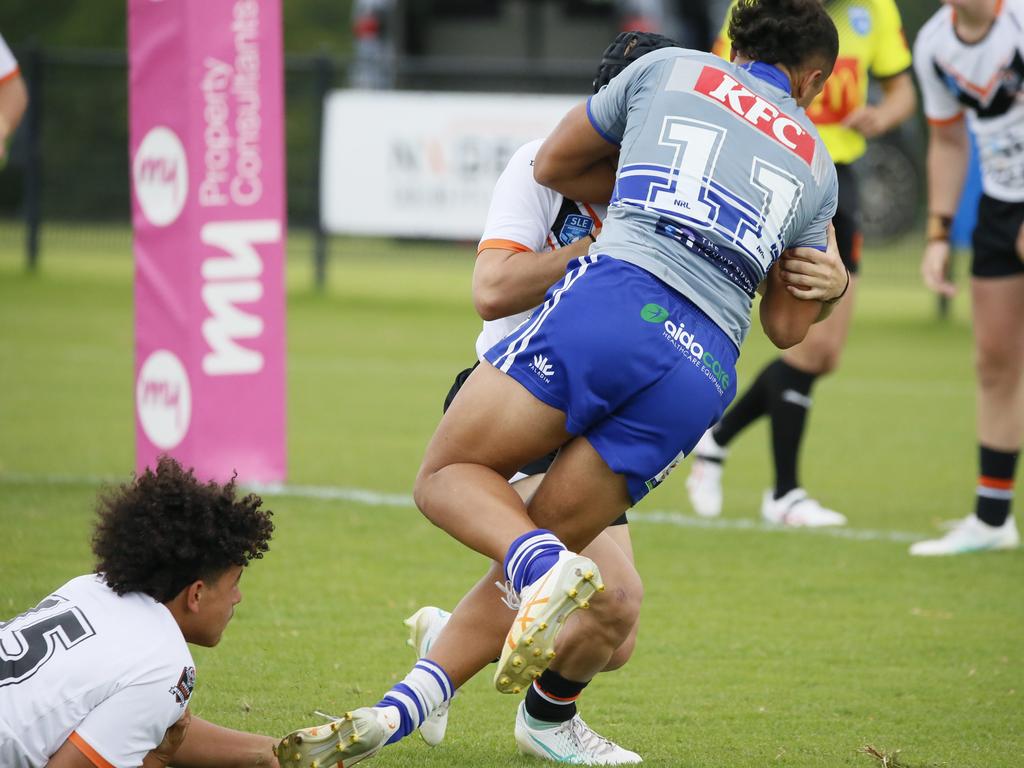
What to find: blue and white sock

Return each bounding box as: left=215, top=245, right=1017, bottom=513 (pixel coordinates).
left=376, top=659, right=454, bottom=744
left=504, top=529, right=567, bottom=594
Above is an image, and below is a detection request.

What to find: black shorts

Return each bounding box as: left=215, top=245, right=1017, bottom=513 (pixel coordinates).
left=443, top=362, right=629, bottom=526
left=834, top=163, right=862, bottom=274
left=972, top=195, right=1024, bottom=278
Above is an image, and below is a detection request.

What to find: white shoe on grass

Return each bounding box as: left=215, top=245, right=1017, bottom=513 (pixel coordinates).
left=514, top=701, right=642, bottom=764
left=275, top=707, right=396, bottom=768
left=761, top=488, right=847, bottom=527
left=404, top=606, right=453, bottom=746
left=910, top=514, right=1020, bottom=556
left=494, top=551, right=603, bottom=695
left=685, top=430, right=727, bottom=517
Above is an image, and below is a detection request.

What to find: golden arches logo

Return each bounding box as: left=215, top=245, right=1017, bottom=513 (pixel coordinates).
left=808, top=57, right=861, bottom=125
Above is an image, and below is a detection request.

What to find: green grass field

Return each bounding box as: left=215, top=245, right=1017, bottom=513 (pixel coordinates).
left=1, top=225, right=1022, bottom=768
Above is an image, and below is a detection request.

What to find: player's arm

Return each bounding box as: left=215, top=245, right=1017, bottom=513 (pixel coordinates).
left=533, top=102, right=618, bottom=203
left=920, top=116, right=970, bottom=297
left=843, top=71, right=916, bottom=139
left=45, top=740, right=98, bottom=768
left=164, top=715, right=278, bottom=768
left=474, top=236, right=593, bottom=320
left=758, top=264, right=823, bottom=349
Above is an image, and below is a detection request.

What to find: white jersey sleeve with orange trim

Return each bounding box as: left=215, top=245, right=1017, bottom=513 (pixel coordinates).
left=0, top=575, right=194, bottom=768
left=0, top=35, right=19, bottom=83
left=912, top=8, right=964, bottom=125
left=478, top=138, right=564, bottom=255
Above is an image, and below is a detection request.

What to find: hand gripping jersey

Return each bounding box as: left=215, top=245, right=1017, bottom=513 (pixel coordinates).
left=475, top=138, right=607, bottom=360
left=713, top=0, right=912, bottom=166
left=0, top=575, right=195, bottom=768
left=914, top=0, right=1024, bottom=202
left=587, top=48, right=838, bottom=347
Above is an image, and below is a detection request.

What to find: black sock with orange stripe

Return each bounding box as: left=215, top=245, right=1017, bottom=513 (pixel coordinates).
left=975, top=445, right=1018, bottom=527
left=524, top=669, right=589, bottom=724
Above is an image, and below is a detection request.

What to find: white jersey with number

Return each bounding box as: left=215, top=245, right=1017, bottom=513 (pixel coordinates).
left=475, top=138, right=607, bottom=360
left=0, top=34, right=18, bottom=83
left=914, top=0, right=1024, bottom=201
left=0, top=575, right=195, bottom=768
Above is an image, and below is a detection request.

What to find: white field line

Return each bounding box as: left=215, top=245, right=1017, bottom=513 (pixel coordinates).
left=0, top=473, right=925, bottom=544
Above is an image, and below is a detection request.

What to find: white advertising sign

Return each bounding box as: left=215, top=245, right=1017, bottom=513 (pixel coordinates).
left=321, top=90, right=580, bottom=239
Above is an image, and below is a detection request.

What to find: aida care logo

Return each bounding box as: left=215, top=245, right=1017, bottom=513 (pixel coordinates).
left=641, top=303, right=731, bottom=393
left=133, top=126, right=188, bottom=227
left=530, top=353, right=555, bottom=382
left=136, top=350, right=192, bottom=450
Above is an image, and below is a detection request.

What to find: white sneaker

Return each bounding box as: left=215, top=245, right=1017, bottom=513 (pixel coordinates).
left=514, top=701, right=642, bottom=764
left=761, top=488, right=847, bottom=527
left=404, top=606, right=453, bottom=746
left=275, top=707, right=397, bottom=768
left=494, top=551, right=604, bottom=695
left=685, top=430, right=727, bottom=517
left=910, top=514, right=1020, bottom=556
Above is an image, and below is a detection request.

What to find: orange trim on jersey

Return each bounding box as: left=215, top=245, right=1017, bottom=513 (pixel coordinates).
left=939, top=49, right=1014, bottom=102
left=927, top=113, right=965, bottom=126
left=980, top=475, right=1015, bottom=491
left=580, top=202, right=603, bottom=230
left=0, top=66, right=20, bottom=85
left=477, top=238, right=531, bottom=255
left=68, top=732, right=116, bottom=768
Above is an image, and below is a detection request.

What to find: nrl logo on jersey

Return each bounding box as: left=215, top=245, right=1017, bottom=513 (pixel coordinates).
left=694, top=66, right=816, bottom=166
left=169, top=666, right=196, bottom=707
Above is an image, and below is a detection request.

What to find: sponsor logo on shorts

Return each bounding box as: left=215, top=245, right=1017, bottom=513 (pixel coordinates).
left=642, top=304, right=732, bottom=395
left=644, top=449, right=686, bottom=493
left=640, top=303, right=670, bottom=323
left=530, top=353, right=555, bottom=382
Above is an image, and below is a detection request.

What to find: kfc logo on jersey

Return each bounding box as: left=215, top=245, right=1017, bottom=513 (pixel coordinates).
left=169, top=666, right=196, bottom=707
left=694, top=66, right=815, bottom=166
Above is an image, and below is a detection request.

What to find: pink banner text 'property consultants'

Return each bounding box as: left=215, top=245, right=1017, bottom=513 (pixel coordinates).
left=129, top=0, right=286, bottom=483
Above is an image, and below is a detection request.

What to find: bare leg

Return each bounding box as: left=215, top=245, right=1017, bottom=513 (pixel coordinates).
left=972, top=275, right=1024, bottom=451
left=413, top=363, right=573, bottom=560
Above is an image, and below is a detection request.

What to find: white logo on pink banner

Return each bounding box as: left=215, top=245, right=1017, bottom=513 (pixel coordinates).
left=136, top=349, right=192, bottom=450
left=133, top=126, right=188, bottom=227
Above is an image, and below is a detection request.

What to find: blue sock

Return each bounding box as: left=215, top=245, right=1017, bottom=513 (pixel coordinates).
left=504, top=529, right=566, bottom=594
left=376, top=659, right=454, bottom=744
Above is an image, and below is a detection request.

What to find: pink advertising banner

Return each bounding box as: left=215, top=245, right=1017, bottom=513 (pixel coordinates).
left=129, top=0, right=286, bottom=483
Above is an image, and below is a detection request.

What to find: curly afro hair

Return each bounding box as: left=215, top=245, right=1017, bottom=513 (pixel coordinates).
left=92, top=456, right=274, bottom=602
left=729, top=0, right=838, bottom=71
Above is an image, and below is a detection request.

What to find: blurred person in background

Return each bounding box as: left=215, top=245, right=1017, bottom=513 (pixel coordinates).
left=686, top=0, right=917, bottom=527
left=909, top=0, right=1024, bottom=556
left=276, top=2, right=847, bottom=766
left=0, top=32, right=28, bottom=165
left=0, top=457, right=279, bottom=768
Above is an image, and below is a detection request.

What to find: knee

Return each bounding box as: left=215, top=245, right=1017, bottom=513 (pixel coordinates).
left=590, top=569, right=643, bottom=647
left=412, top=465, right=441, bottom=526
left=976, top=343, right=1023, bottom=391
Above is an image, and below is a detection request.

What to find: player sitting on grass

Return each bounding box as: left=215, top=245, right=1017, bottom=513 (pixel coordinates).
left=0, top=456, right=279, bottom=768
left=276, top=1, right=847, bottom=765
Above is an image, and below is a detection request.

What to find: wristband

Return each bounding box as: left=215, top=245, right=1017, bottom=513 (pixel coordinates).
left=926, top=213, right=954, bottom=243
left=824, top=267, right=850, bottom=305
left=587, top=232, right=597, bottom=243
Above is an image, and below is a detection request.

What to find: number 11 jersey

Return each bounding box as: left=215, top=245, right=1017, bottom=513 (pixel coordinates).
left=587, top=47, right=838, bottom=348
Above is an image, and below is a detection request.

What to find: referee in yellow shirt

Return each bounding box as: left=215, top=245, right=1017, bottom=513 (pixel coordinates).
left=687, top=0, right=917, bottom=526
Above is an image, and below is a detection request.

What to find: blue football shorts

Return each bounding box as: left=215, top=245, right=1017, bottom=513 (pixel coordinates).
left=484, top=254, right=738, bottom=503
